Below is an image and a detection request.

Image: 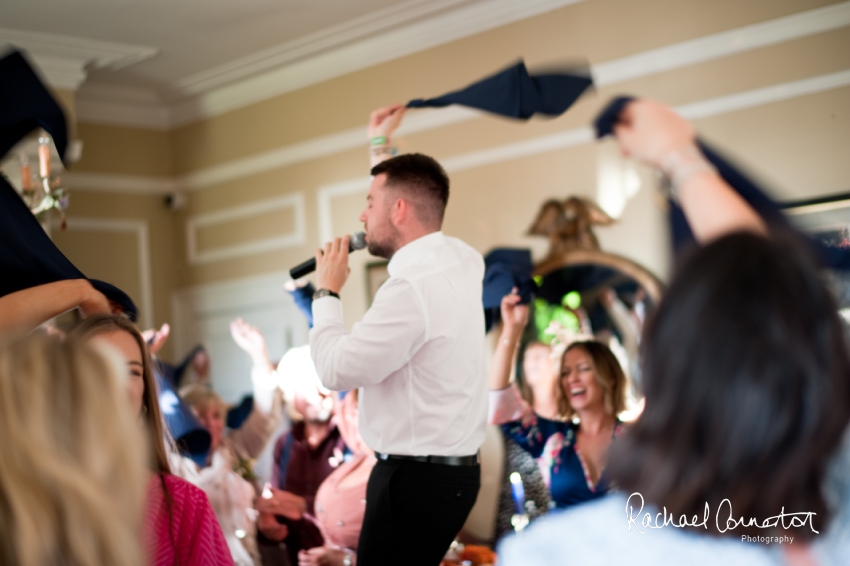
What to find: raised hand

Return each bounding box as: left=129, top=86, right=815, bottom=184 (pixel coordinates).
left=613, top=99, right=696, bottom=168
left=368, top=104, right=407, bottom=141
left=141, top=322, right=170, bottom=355
left=500, top=287, right=529, bottom=338
left=229, top=318, right=269, bottom=365
left=78, top=282, right=111, bottom=318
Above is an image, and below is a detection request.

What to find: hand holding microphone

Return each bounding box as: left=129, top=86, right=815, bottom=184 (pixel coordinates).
left=290, top=232, right=366, bottom=293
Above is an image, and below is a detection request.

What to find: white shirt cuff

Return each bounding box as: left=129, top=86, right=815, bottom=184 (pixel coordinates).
left=312, top=295, right=343, bottom=325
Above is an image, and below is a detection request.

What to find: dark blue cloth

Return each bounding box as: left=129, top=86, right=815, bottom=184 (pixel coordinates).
left=0, top=50, right=68, bottom=160
left=168, top=344, right=205, bottom=388
left=502, top=416, right=619, bottom=509
left=408, top=61, right=592, bottom=120
left=483, top=248, right=534, bottom=332
left=288, top=282, right=315, bottom=327
left=593, top=96, right=849, bottom=269
left=154, top=359, right=212, bottom=459
left=226, top=395, right=254, bottom=430
left=90, top=279, right=138, bottom=322
left=0, top=49, right=140, bottom=314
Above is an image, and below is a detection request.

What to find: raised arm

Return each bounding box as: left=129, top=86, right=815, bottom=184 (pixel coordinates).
left=0, top=279, right=110, bottom=338
left=368, top=104, right=407, bottom=167
left=229, top=318, right=276, bottom=414
left=489, top=289, right=529, bottom=390
left=613, top=99, right=766, bottom=242
left=488, top=290, right=537, bottom=426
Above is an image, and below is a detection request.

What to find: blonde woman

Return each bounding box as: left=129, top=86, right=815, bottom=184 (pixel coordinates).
left=179, top=318, right=284, bottom=566
left=0, top=332, right=145, bottom=566
left=71, top=315, right=233, bottom=566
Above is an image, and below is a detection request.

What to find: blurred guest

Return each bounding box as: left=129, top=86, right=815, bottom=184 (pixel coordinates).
left=517, top=341, right=560, bottom=420
left=293, top=390, right=375, bottom=566
left=179, top=318, right=283, bottom=565
left=499, top=100, right=849, bottom=566
left=0, top=333, right=147, bottom=566
left=258, top=345, right=344, bottom=565
left=71, top=314, right=233, bottom=565
left=489, top=290, right=627, bottom=509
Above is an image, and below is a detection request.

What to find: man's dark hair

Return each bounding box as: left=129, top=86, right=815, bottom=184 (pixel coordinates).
left=370, top=153, right=449, bottom=228
left=609, top=232, right=850, bottom=540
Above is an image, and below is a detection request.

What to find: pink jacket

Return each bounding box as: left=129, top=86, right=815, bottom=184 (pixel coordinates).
left=145, top=473, right=234, bottom=566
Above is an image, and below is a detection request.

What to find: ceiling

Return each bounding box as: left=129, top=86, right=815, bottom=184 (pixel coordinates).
left=0, top=0, right=585, bottom=128
left=0, top=0, right=479, bottom=91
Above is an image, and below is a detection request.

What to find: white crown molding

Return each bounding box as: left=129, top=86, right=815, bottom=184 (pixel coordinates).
left=77, top=0, right=850, bottom=129
left=0, top=28, right=157, bottom=90
left=75, top=82, right=172, bottom=130
left=63, top=217, right=154, bottom=328
left=75, top=96, right=173, bottom=130
left=167, top=0, right=586, bottom=126
left=169, top=0, right=475, bottom=98
left=76, top=0, right=584, bottom=127
left=185, top=192, right=306, bottom=265
left=676, top=69, right=850, bottom=120
left=63, top=171, right=178, bottom=194
left=592, top=1, right=850, bottom=86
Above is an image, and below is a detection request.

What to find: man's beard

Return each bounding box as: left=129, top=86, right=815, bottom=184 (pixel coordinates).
left=366, top=224, right=401, bottom=259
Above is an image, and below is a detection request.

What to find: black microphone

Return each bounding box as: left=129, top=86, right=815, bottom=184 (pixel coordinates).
left=289, top=232, right=367, bottom=280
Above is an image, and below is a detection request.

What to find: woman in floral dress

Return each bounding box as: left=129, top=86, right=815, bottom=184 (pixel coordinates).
left=488, top=289, right=628, bottom=509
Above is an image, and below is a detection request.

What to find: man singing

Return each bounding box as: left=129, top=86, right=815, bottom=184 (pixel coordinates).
left=309, top=106, right=486, bottom=566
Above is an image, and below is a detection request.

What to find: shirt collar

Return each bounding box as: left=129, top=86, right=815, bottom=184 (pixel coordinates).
left=388, top=231, right=445, bottom=276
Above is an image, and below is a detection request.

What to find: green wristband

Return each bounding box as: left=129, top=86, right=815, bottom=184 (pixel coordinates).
left=370, top=136, right=388, bottom=146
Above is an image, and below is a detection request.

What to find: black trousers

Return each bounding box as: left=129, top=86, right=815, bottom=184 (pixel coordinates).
left=357, top=458, right=480, bottom=566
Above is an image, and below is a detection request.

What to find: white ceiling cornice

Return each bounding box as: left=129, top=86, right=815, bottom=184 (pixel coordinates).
left=73, top=0, right=850, bottom=131
left=0, top=28, right=157, bottom=90
left=168, top=0, right=476, bottom=98
left=76, top=0, right=586, bottom=129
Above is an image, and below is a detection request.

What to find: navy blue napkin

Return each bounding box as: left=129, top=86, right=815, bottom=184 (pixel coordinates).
left=0, top=49, right=139, bottom=316
left=408, top=61, right=592, bottom=120
left=154, top=359, right=212, bottom=459
left=0, top=50, right=68, bottom=160
left=483, top=248, right=534, bottom=332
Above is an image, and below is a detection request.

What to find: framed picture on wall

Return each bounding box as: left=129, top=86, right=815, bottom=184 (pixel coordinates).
left=784, top=192, right=850, bottom=308
left=365, top=261, right=390, bottom=306
left=785, top=193, right=850, bottom=248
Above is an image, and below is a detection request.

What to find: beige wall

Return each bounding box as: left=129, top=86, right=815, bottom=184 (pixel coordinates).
left=64, top=0, right=850, bottom=343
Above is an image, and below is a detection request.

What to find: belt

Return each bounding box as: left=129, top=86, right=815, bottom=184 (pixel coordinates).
left=375, top=452, right=479, bottom=466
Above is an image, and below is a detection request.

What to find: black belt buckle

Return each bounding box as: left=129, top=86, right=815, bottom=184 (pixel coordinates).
left=376, top=452, right=479, bottom=466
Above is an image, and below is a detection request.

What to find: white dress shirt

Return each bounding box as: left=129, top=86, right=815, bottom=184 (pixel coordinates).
left=310, top=231, right=487, bottom=457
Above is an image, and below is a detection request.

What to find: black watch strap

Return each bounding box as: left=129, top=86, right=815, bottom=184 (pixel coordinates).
left=313, top=288, right=340, bottom=300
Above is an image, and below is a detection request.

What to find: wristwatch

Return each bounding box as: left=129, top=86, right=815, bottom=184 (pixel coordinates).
left=313, top=288, right=340, bottom=300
